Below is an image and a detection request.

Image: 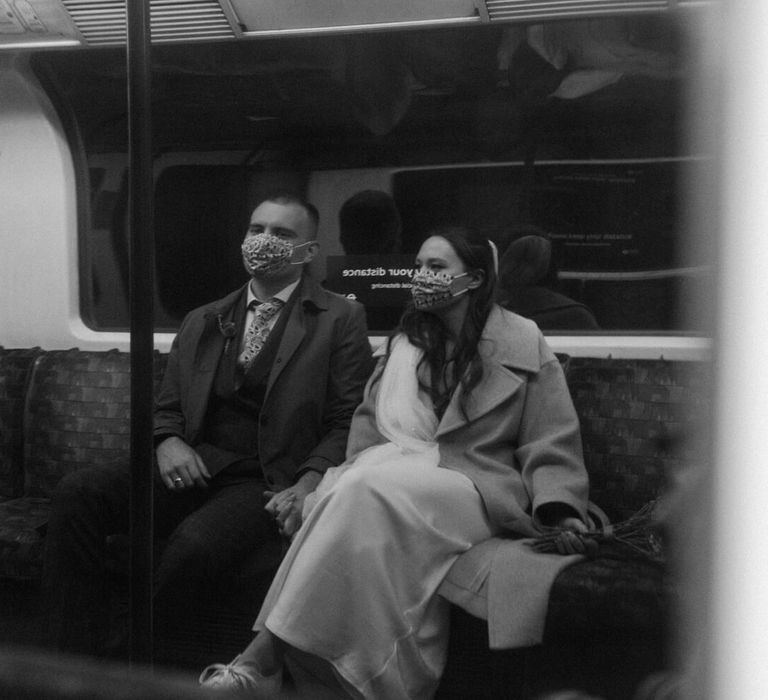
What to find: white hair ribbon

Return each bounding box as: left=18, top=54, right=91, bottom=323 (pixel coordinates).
left=488, top=239, right=499, bottom=275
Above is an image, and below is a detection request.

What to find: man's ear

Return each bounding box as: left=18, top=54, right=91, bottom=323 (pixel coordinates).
left=303, top=241, right=320, bottom=264
left=467, top=269, right=485, bottom=290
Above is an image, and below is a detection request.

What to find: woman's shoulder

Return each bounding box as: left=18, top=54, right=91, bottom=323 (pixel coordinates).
left=481, top=306, right=557, bottom=370
left=484, top=305, right=541, bottom=346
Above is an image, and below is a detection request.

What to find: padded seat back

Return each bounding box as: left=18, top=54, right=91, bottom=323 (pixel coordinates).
left=22, top=350, right=168, bottom=498
left=0, top=348, right=42, bottom=500
left=23, top=350, right=133, bottom=497
left=566, top=357, right=710, bottom=522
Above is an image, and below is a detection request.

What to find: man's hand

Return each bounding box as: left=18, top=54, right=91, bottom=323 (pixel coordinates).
left=156, top=436, right=211, bottom=490
left=264, top=471, right=322, bottom=538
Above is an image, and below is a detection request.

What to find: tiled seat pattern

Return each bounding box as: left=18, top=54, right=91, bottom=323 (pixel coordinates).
left=566, top=357, right=709, bottom=522
left=0, top=348, right=710, bottom=698
left=537, top=357, right=709, bottom=699
left=439, top=358, right=709, bottom=700
left=0, top=498, right=50, bottom=580
left=0, top=348, right=41, bottom=501
left=23, top=350, right=134, bottom=498
left=0, top=350, right=166, bottom=579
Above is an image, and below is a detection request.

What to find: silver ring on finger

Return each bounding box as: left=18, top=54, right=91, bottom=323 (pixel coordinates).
left=173, top=476, right=183, bottom=487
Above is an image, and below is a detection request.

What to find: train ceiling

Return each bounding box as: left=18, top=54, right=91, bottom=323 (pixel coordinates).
left=1, top=0, right=708, bottom=50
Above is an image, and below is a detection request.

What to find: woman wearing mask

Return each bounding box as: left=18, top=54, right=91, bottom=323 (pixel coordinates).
left=201, top=226, right=589, bottom=699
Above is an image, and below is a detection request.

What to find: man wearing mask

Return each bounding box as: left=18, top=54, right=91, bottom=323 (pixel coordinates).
left=41, top=194, right=374, bottom=656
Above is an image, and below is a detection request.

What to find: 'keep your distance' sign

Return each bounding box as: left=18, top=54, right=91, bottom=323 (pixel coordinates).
left=324, top=255, right=416, bottom=306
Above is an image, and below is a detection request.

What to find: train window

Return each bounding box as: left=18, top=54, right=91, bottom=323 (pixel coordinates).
left=80, top=162, right=309, bottom=331
left=390, top=159, right=708, bottom=332
left=154, top=166, right=250, bottom=327
left=30, top=13, right=705, bottom=336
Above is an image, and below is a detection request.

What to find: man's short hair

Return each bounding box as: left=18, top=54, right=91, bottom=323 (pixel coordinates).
left=261, top=194, right=320, bottom=233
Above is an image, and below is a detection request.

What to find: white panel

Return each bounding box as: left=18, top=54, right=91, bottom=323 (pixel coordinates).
left=0, top=0, right=81, bottom=48
left=231, top=0, right=478, bottom=31
left=485, top=0, right=668, bottom=22
left=60, top=0, right=236, bottom=46
left=0, top=56, right=80, bottom=349
left=709, top=2, right=768, bottom=700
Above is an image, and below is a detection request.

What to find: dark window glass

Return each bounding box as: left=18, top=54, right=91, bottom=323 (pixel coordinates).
left=154, top=166, right=250, bottom=328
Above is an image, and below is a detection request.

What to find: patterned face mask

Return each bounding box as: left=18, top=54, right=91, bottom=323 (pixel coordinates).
left=241, top=233, right=313, bottom=277
left=410, top=270, right=472, bottom=310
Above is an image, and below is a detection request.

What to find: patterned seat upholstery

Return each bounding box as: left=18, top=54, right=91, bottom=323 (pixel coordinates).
left=540, top=358, right=709, bottom=698
left=0, top=497, right=50, bottom=580
left=0, top=348, right=42, bottom=501
left=438, top=357, right=709, bottom=700
left=0, top=347, right=710, bottom=696
left=565, top=357, right=709, bottom=521
left=0, top=349, right=166, bottom=580
left=23, top=350, right=134, bottom=499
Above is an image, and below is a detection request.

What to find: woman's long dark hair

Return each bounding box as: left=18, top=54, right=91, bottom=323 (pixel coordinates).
left=395, top=226, right=497, bottom=418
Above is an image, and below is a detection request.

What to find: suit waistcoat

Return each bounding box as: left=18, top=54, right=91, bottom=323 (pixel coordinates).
left=198, top=288, right=297, bottom=476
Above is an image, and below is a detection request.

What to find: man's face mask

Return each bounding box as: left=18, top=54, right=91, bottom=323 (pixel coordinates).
left=410, top=269, right=473, bottom=311
left=241, top=233, right=314, bottom=277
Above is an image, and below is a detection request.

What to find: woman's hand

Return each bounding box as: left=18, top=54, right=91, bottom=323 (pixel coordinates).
left=553, top=516, right=589, bottom=555
left=264, top=471, right=322, bottom=538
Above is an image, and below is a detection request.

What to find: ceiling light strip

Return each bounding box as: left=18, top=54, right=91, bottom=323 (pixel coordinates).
left=485, top=0, right=669, bottom=20
left=61, top=0, right=236, bottom=46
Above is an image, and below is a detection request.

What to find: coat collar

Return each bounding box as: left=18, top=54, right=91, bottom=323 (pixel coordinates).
left=476, top=306, right=541, bottom=374
left=204, top=285, right=247, bottom=321
left=295, top=273, right=330, bottom=311
left=372, top=306, right=545, bottom=436
left=204, top=273, right=328, bottom=319
left=437, top=306, right=543, bottom=436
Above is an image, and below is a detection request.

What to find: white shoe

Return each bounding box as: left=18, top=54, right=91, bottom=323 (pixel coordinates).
left=199, top=653, right=283, bottom=696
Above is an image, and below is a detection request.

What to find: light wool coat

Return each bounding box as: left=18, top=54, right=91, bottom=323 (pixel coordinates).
left=346, top=305, right=589, bottom=536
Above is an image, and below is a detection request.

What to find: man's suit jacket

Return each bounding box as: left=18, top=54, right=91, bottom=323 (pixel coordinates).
left=154, top=275, right=374, bottom=489
left=345, top=305, right=588, bottom=536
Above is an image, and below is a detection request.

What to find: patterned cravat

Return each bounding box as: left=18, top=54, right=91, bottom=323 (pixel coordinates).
left=239, top=297, right=285, bottom=370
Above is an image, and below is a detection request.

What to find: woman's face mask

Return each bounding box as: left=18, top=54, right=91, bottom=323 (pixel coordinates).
left=410, top=269, right=473, bottom=311
left=241, top=233, right=313, bottom=277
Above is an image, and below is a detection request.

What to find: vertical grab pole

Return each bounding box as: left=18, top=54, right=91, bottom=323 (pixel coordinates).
left=126, top=0, right=154, bottom=666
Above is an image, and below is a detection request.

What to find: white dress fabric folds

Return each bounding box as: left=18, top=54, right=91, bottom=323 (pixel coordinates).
left=254, top=336, right=498, bottom=699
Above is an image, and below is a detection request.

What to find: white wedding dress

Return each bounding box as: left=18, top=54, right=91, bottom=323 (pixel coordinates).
left=253, top=335, right=498, bottom=699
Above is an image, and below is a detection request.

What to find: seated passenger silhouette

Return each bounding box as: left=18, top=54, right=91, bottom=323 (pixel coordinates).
left=338, top=189, right=404, bottom=330
left=338, top=189, right=402, bottom=255
left=498, top=232, right=599, bottom=331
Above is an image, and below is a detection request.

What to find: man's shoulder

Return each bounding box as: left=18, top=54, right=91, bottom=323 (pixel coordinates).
left=301, top=277, right=365, bottom=317
left=179, top=287, right=245, bottom=328
left=322, top=288, right=365, bottom=314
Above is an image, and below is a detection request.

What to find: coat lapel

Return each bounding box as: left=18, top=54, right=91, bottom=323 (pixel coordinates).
left=186, top=286, right=245, bottom=431
left=436, top=307, right=542, bottom=437
left=265, top=276, right=327, bottom=396
left=267, top=299, right=305, bottom=393
left=193, top=286, right=245, bottom=369
left=436, top=362, right=524, bottom=436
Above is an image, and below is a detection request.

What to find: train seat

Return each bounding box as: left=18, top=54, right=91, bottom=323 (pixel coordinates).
left=0, top=349, right=165, bottom=580
left=0, top=346, right=709, bottom=698
left=436, top=355, right=708, bottom=699
left=0, top=347, right=44, bottom=579
left=538, top=357, right=705, bottom=698
left=0, top=348, right=42, bottom=503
